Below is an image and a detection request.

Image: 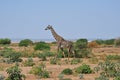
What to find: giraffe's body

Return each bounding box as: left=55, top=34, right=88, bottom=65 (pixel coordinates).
left=45, top=25, right=75, bottom=59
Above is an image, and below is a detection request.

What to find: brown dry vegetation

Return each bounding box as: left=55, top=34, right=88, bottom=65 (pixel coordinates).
left=0, top=42, right=120, bottom=80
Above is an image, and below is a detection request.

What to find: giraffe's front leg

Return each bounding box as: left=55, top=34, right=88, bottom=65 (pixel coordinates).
left=60, top=47, right=65, bottom=58
left=67, top=48, right=70, bottom=61
left=57, top=42, right=61, bottom=53
left=55, top=43, right=61, bottom=58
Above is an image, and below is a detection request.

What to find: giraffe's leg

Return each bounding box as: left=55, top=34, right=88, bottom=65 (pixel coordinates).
left=70, top=47, right=75, bottom=58
left=55, top=43, right=61, bottom=58
left=72, top=50, right=75, bottom=59
left=60, top=47, right=65, bottom=58
left=68, top=48, right=70, bottom=61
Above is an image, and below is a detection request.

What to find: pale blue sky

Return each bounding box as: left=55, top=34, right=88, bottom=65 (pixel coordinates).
left=0, top=0, right=120, bottom=40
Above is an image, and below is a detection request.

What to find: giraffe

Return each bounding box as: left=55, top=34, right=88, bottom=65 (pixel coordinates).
left=45, top=25, right=75, bottom=60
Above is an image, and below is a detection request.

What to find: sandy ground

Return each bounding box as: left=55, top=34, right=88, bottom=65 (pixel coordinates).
left=0, top=47, right=120, bottom=80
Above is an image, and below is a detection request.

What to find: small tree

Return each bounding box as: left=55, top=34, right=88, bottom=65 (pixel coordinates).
left=75, top=39, right=92, bottom=58
left=19, top=39, right=33, bottom=47
left=0, top=38, right=11, bottom=45
left=75, top=39, right=88, bottom=49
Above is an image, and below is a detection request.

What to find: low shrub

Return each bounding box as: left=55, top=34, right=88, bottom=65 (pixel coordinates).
left=9, top=52, right=22, bottom=62
left=95, top=74, right=109, bottom=80
left=19, top=39, right=33, bottom=47
left=75, top=48, right=92, bottom=58
left=30, top=63, right=50, bottom=78
left=6, top=65, right=25, bottom=80
left=50, top=58, right=60, bottom=65
left=75, top=64, right=92, bottom=74
left=34, top=42, right=50, bottom=51
left=106, top=55, right=120, bottom=61
left=58, top=73, right=64, bottom=80
left=0, top=48, right=22, bottom=63
left=38, top=51, right=54, bottom=61
left=96, top=60, right=120, bottom=79
left=70, top=58, right=82, bottom=65
left=61, top=68, right=73, bottom=75
left=38, top=52, right=55, bottom=58
left=38, top=53, right=47, bottom=61
left=23, top=57, right=35, bottom=66
left=89, top=57, right=98, bottom=64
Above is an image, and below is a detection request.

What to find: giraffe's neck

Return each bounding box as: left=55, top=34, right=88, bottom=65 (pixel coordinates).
left=50, top=28, right=64, bottom=42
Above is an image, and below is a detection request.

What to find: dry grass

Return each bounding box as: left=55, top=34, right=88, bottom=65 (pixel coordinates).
left=0, top=43, right=120, bottom=80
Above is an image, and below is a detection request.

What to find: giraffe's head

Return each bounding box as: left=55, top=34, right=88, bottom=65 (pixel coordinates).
left=45, top=25, right=53, bottom=30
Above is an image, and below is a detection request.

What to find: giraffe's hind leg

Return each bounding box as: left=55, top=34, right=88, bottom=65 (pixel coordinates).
left=60, top=47, right=65, bottom=58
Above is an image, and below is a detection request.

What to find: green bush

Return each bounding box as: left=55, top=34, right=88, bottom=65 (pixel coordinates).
left=75, top=64, right=92, bottom=74
left=0, top=38, right=11, bottom=45
left=9, top=52, right=22, bottom=62
left=0, top=48, right=22, bottom=63
left=0, top=47, right=13, bottom=57
left=19, top=39, right=33, bottom=47
left=74, top=38, right=92, bottom=58
left=38, top=52, right=54, bottom=58
left=61, top=68, right=73, bottom=75
left=34, top=42, right=50, bottom=51
left=70, top=58, right=82, bottom=65
left=30, top=63, right=50, bottom=78
left=38, top=52, right=54, bottom=61
left=38, top=53, right=47, bottom=61
left=114, top=38, right=120, bottom=47
left=23, top=57, right=35, bottom=66
left=75, top=48, right=92, bottom=58
left=50, top=58, right=60, bottom=65
left=75, top=39, right=88, bottom=49
left=6, top=65, right=25, bottom=80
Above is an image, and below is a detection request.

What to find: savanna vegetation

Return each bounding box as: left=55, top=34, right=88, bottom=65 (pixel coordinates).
left=0, top=38, right=120, bottom=80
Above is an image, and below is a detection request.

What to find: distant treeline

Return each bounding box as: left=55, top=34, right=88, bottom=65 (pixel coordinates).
left=0, top=38, right=120, bottom=47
